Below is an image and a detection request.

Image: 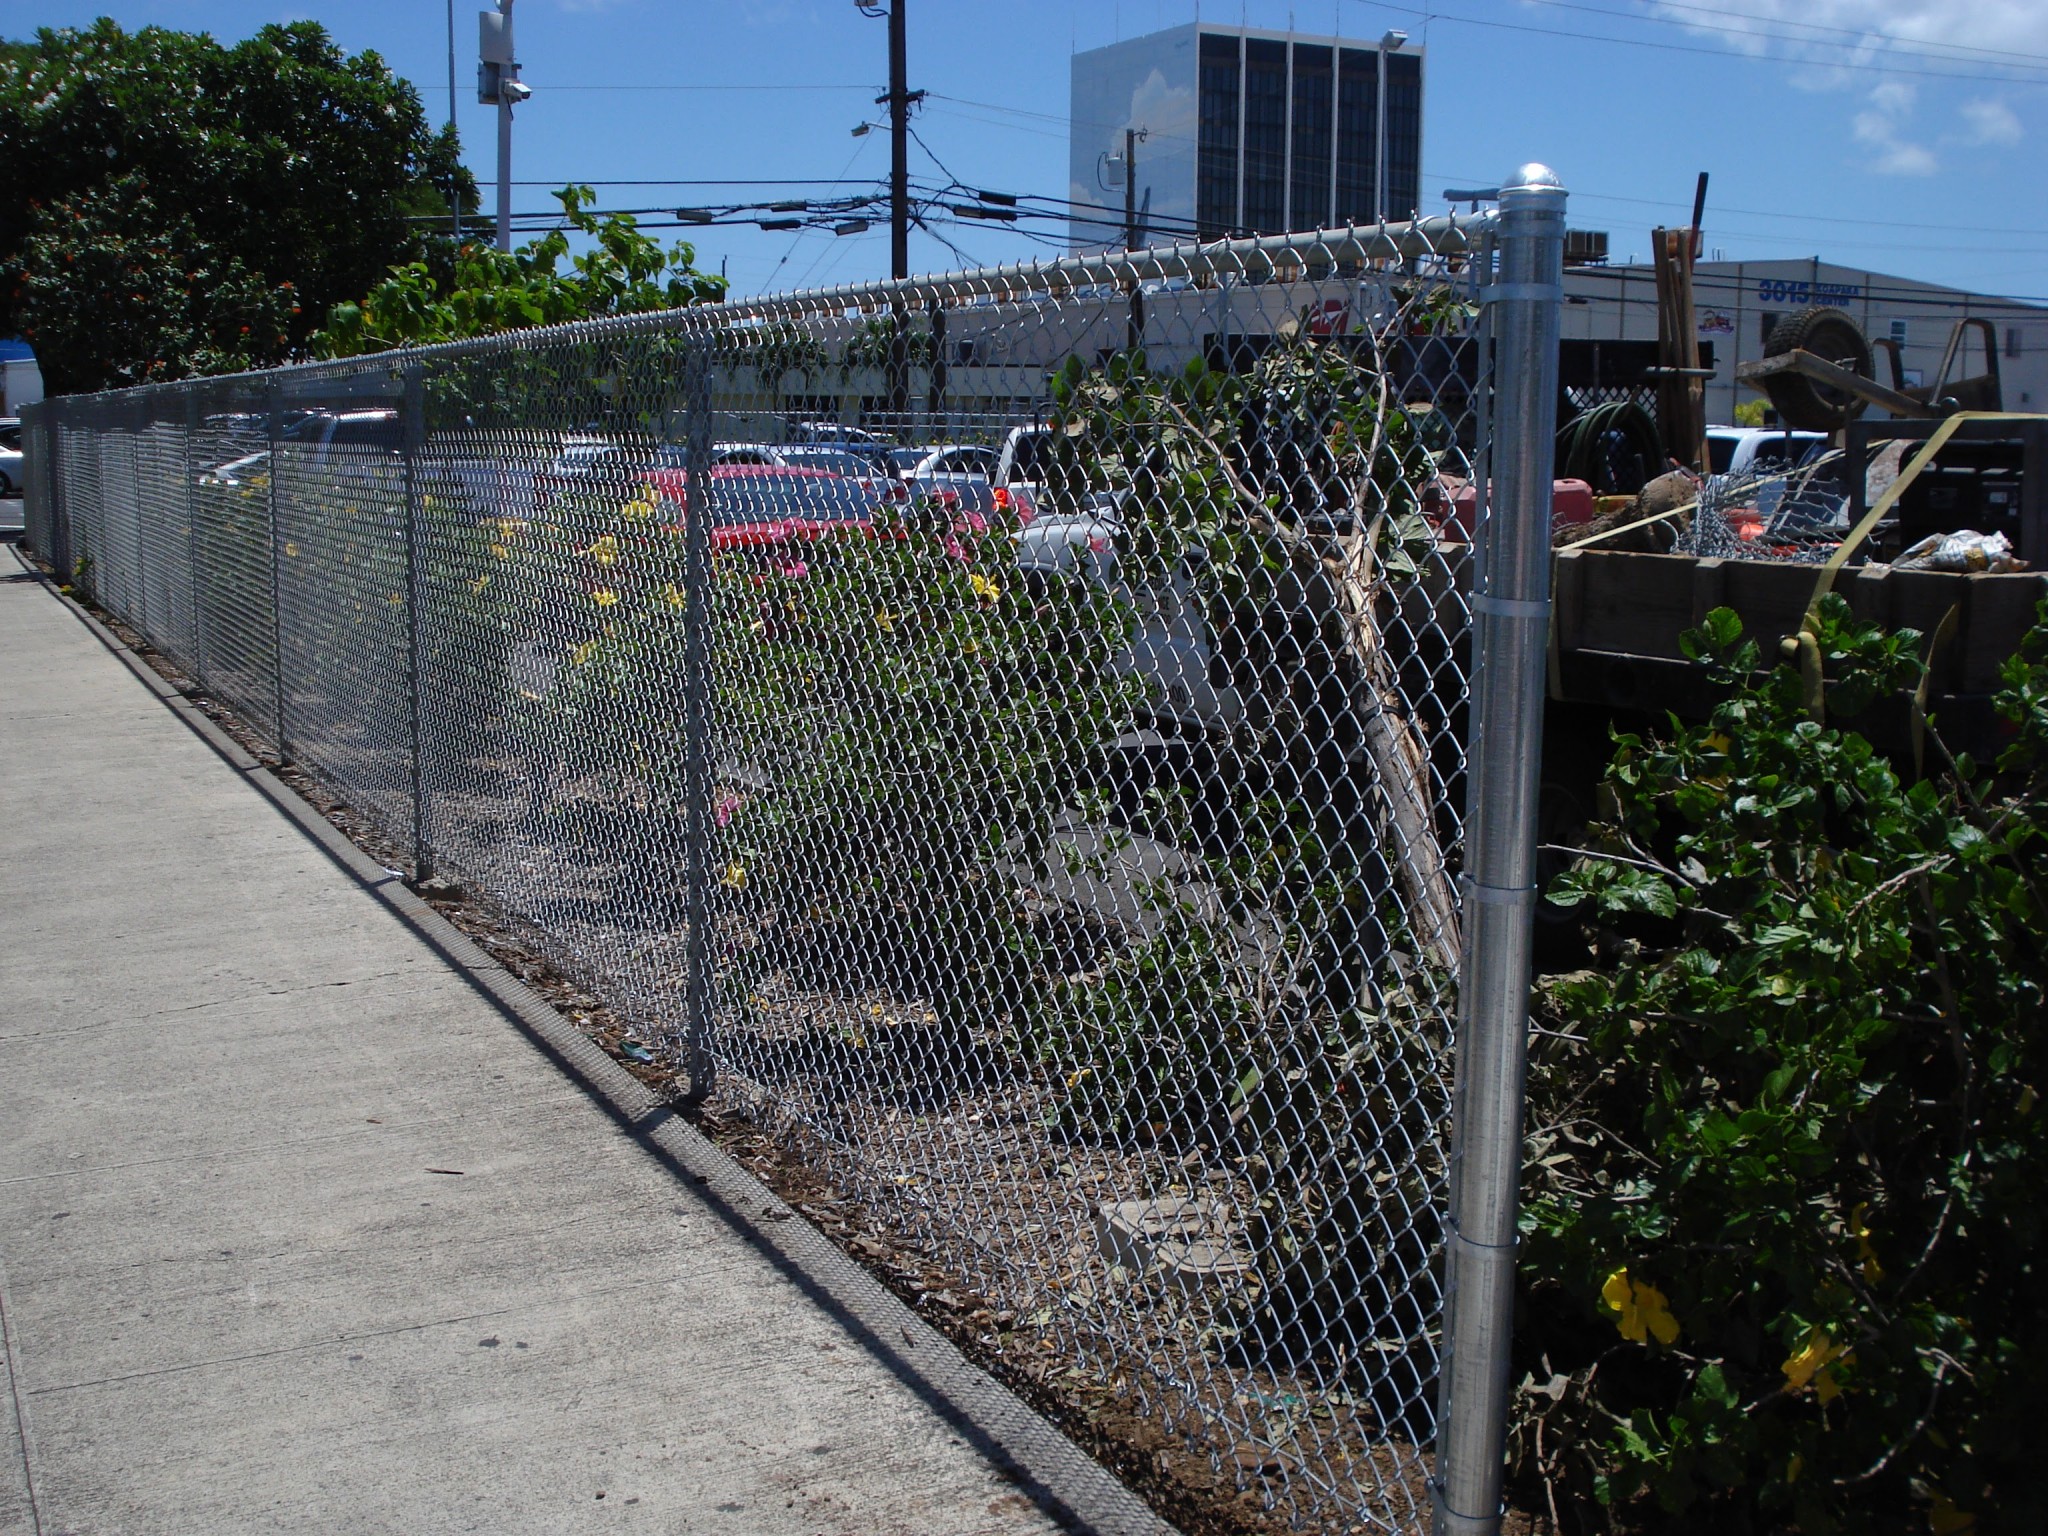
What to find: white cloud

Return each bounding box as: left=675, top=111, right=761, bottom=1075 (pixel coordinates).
left=1851, top=78, right=1938, bottom=174
left=1960, top=98, right=2023, bottom=145
left=1631, top=1, right=2040, bottom=175
left=1643, top=0, right=2048, bottom=59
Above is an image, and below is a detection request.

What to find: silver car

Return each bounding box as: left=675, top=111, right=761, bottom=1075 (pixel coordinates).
left=898, top=443, right=1000, bottom=519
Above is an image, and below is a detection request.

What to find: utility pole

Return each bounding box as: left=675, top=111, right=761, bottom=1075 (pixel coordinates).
left=858, top=0, right=916, bottom=427
left=478, top=1, right=529, bottom=253
left=1122, top=127, right=1147, bottom=251
left=888, top=0, right=908, bottom=280
left=1118, top=130, right=1148, bottom=355
left=1375, top=29, right=1407, bottom=223
left=496, top=0, right=515, bottom=253
left=446, top=0, right=460, bottom=245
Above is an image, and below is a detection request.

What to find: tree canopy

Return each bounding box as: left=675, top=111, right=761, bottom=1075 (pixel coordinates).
left=312, top=186, right=727, bottom=356
left=0, top=19, right=472, bottom=393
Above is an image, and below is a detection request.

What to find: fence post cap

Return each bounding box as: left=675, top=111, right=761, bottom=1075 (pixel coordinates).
left=1498, top=164, right=1566, bottom=211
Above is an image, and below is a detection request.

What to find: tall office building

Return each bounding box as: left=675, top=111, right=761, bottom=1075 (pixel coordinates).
left=1070, top=23, right=1423, bottom=251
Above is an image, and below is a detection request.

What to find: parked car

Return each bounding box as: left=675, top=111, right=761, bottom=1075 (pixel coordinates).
left=991, top=424, right=1056, bottom=523
left=0, top=417, right=23, bottom=496
left=1705, top=426, right=1826, bottom=482
left=534, top=438, right=688, bottom=513
left=197, top=409, right=404, bottom=488
left=896, top=443, right=1001, bottom=519
left=704, top=444, right=956, bottom=513
left=643, top=465, right=902, bottom=577
left=787, top=420, right=891, bottom=449
left=1015, top=495, right=1245, bottom=743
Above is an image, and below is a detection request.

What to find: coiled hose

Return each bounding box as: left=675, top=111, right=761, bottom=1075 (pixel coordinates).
left=1556, top=400, right=1663, bottom=496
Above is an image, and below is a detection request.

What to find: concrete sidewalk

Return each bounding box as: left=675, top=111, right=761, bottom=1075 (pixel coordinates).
left=0, top=556, right=1166, bottom=1536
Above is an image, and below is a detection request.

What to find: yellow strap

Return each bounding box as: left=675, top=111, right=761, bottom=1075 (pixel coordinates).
left=1805, top=412, right=2048, bottom=631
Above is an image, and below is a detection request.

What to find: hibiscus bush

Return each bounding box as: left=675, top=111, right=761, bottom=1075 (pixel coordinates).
left=710, top=500, right=1139, bottom=1038
left=1513, top=596, right=2048, bottom=1534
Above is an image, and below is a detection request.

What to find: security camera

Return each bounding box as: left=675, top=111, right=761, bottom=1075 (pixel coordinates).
left=502, top=79, right=532, bottom=104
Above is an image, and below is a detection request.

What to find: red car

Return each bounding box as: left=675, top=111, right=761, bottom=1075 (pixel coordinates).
left=640, top=465, right=903, bottom=580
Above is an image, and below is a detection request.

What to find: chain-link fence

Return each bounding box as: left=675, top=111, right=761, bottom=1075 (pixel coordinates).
left=21, top=169, right=1565, bottom=1535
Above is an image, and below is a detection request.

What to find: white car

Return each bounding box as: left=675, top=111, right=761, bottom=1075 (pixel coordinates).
left=1705, top=426, right=1825, bottom=483
left=0, top=417, right=22, bottom=496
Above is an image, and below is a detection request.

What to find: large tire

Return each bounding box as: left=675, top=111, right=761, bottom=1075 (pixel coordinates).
left=1762, top=306, right=1873, bottom=431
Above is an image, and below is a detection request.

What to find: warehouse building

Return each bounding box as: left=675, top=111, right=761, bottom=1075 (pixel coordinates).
left=1558, top=255, right=2048, bottom=425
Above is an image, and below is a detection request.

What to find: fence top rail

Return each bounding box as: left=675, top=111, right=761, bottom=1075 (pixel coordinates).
left=25, top=208, right=1504, bottom=417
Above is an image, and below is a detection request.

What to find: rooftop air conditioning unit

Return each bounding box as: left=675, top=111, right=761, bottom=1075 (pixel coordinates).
left=1565, top=229, right=1610, bottom=266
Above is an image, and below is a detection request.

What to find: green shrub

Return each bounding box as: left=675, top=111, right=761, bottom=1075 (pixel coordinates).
left=1515, top=596, right=2048, bottom=1534
left=711, top=501, right=1140, bottom=1035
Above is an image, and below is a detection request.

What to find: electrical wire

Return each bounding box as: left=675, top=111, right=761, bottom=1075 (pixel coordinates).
left=1524, top=0, right=2048, bottom=72
left=1346, top=0, right=2048, bottom=85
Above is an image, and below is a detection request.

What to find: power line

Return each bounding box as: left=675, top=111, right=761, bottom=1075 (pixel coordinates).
left=538, top=82, right=873, bottom=91
left=1350, top=0, right=2048, bottom=85
left=507, top=179, right=888, bottom=187
left=1520, top=0, right=2048, bottom=73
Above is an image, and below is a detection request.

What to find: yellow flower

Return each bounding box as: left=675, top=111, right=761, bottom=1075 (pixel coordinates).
left=875, top=608, right=897, bottom=632
left=284, top=541, right=299, bottom=557
left=1601, top=1267, right=1680, bottom=1347
left=592, top=588, right=620, bottom=608
left=489, top=543, right=510, bottom=560
left=387, top=593, right=403, bottom=606
left=1781, top=1327, right=1850, bottom=1401
left=496, top=518, right=522, bottom=540
left=720, top=861, right=748, bottom=891
left=663, top=583, right=686, bottom=609
left=586, top=533, right=620, bottom=567
left=621, top=497, right=657, bottom=524
left=470, top=574, right=491, bottom=594
left=969, top=571, right=1002, bottom=603
left=1851, top=1202, right=1883, bottom=1283
left=569, top=638, right=598, bottom=667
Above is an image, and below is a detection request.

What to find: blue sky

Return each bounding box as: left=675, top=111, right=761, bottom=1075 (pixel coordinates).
left=9, top=0, right=2047, bottom=302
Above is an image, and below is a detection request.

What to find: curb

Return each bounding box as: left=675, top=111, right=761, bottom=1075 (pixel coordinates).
left=8, top=543, right=1180, bottom=1536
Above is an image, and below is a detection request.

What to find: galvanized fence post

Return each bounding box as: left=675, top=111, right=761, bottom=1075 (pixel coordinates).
left=182, top=388, right=208, bottom=692
left=44, top=408, right=70, bottom=582
left=129, top=397, right=149, bottom=640
left=402, top=363, right=431, bottom=883
left=679, top=345, right=717, bottom=1101
left=265, top=380, right=290, bottom=760
left=1433, top=163, right=1567, bottom=1536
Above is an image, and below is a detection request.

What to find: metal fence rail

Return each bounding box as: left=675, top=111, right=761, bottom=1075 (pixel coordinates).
left=21, top=166, right=1563, bottom=1535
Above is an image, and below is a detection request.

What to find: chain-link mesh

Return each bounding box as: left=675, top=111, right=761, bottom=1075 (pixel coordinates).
left=21, top=215, right=1542, bottom=1533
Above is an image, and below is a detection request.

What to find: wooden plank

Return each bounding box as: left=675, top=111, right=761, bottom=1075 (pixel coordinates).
left=1568, top=550, right=1697, bottom=658
left=1689, top=556, right=1727, bottom=630
left=1716, top=560, right=1812, bottom=647
left=1957, top=571, right=2048, bottom=693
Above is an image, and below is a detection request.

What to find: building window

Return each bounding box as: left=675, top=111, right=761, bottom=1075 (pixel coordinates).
left=1196, top=33, right=1241, bottom=240
left=1289, top=43, right=1333, bottom=232
left=2008, top=326, right=2024, bottom=358
left=1383, top=51, right=1422, bottom=221
left=1334, top=47, right=1377, bottom=225
left=1889, top=318, right=1908, bottom=348
left=1242, top=39, right=1288, bottom=234
left=1760, top=312, right=1780, bottom=349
